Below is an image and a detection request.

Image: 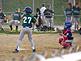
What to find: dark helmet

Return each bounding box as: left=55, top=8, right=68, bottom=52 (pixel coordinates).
left=64, top=21, right=72, bottom=29
left=24, top=6, right=32, bottom=14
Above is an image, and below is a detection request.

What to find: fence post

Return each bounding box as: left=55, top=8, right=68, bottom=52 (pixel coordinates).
left=32, top=0, right=34, bottom=14
left=0, top=0, right=2, bottom=9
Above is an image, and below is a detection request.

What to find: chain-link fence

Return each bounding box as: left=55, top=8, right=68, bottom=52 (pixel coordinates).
left=1, top=0, right=81, bottom=25
left=2, top=0, right=67, bottom=25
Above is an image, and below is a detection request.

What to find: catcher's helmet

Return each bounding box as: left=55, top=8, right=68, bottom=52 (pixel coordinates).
left=24, top=6, right=32, bottom=14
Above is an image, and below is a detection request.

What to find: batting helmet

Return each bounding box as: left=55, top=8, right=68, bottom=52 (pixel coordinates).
left=24, top=6, right=32, bottom=14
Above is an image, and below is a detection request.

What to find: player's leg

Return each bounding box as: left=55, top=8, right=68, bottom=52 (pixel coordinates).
left=49, top=18, right=54, bottom=30
left=16, top=26, right=18, bottom=31
left=26, top=27, right=36, bottom=52
left=62, top=42, right=71, bottom=48
left=41, top=15, right=47, bottom=27
left=45, top=18, right=50, bottom=30
left=76, top=17, right=79, bottom=30
left=15, top=28, right=25, bottom=52
left=15, top=20, right=18, bottom=31
left=9, top=22, right=13, bottom=31
left=36, top=16, right=43, bottom=31
left=15, top=20, right=20, bottom=31
left=74, top=17, right=79, bottom=31
left=74, top=17, right=77, bottom=30
left=59, top=37, right=64, bottom=45
left=9, top=20, right=14, bottom=31
left=0, top=19, right=4, bottom=31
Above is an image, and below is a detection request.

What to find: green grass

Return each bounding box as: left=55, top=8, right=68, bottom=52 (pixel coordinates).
left=0, top=30, right=58, bottom=34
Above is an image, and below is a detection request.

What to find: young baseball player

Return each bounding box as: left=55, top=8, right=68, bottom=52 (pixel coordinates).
left=72, top=3, right=81, bottom=31
left=44, top=5, right=54, bottom=31
left=64, top=3, right=72, bottom=22
left=59, top=20, right=73, bottom=48
left=35, top=8, right=43, bottom=31
left=40, top=3, right=47, bottom=29
left=59, top=28, right=73, bottom=48
left=64, top=3, right=73, bottom=32
left=14, top=7, right=36, bottom=53
left=9, top=8, right=21, bottom=31
left=0, top=8, right=5, bottom=31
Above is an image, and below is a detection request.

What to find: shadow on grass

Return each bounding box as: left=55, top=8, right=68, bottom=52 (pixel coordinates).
left=0, top=30, right=79, bottom=34
left=0, top=30, right=59, bottom=34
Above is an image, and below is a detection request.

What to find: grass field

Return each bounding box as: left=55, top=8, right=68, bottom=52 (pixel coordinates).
left=0, top=33, right=81, bottom=61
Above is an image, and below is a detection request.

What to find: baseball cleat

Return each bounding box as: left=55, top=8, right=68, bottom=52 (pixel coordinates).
left=13, top=49, right=19, bottom=53
left=32, top=49, right=36, bottom=52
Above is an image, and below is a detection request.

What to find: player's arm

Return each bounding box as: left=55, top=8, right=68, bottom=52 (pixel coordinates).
left=11, top=12, right=14, bottom=19
left=50, top=9, right=54, bottom=13
left=32, top=17, right=37, bottom=24
left=20, top=13, right=26, bottom=22
left=64, top=9, right=67, bottom=16
left=50, top=9, right=54, bottom=16
left=21, top=13, right=25, bottom=18
left=3, top=13, right=6, bottom=18
left=43, top=9, right=46, bottom=15
left=59, top=33, right=67, bottom=38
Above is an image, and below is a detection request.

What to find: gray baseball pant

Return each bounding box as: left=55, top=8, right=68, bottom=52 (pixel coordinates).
left=16, top=27, right=35, bottom=50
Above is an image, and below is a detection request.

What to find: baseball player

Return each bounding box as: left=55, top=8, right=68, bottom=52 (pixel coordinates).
left=59, top=28, right=73, bottom=48
left=64, top=3, right=72, bottom=29
left=9, top=8, right=21, bottom=31
left=35, top=8, right=43, bottom=31
left=0, top=8, right=5, bottom=31
left=64, top=3, right=72, bottom=22
left=72, top=3, right=81, bottom=31
left=44, top=5, right=54, bottom=30
left=40, top=3, right=47, bottom=27
left=14, top=7, right=36, bottom=53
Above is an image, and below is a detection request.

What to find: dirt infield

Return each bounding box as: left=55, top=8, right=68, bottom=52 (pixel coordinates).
left=0, top=33, right=81, bottom=61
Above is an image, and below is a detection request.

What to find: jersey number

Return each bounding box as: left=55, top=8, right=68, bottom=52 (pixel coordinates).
left=23, top=17, right=32, bottom=24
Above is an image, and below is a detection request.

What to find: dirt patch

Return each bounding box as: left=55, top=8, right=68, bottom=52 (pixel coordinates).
left=0, top=33, right=81, bottom=61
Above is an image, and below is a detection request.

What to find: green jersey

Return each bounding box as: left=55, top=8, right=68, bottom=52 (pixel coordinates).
left=72, top=6, right=81, bottom=16
left=22, top=14, right=36, bottom=28
left=13, top=12, right=21, bottom=20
